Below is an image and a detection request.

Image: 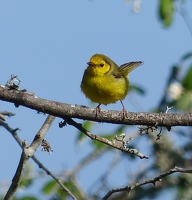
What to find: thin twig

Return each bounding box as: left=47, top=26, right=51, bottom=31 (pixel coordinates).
left=63, top=117, right=149, bottom=159
left=89, top=150, right=121, bottom=193
left=102, top=166, right=192, bottom=200
left=179, top=3, right=192, bottom=37
left=32, top=156, right=77, bottom=200
left=0, top=111, right=15, bottom=121
left=0, top=111, right=15, bottom=117
left=71, top=146, right=109, bottom=177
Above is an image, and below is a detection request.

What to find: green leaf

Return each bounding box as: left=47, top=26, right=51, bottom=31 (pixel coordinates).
left=76, top=121, right=94, bottom=144
left=42, top=180, right=84, bottom=199
left=42, top=180, right=57, bottom=194
left=61, top=181, right=84, bottom=199
left=92, top=125, right=128, bottom=149
left=181, top=52, right=192, bottom=62
left=175, top=92, right=192, bottom=112
left=182, top=66, right=192, bottom=91
left=19, top=196, right=38, bottom=200
left=92, top=134, right=115, bottom=149
left=20, top=165, right=34, bottom=188
left=130, top=84, right=146, bottom=95
left=159, top=0, right=174, bottom=27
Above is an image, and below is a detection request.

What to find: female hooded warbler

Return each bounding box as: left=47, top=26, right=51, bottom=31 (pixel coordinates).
left=81, top=54, right=143, bottom=117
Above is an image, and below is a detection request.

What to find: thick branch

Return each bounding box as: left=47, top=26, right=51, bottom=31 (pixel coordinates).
left=0, top=86, right=192, bottom=126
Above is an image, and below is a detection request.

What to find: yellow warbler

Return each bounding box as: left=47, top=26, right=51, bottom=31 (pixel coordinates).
left=81, top=54, right=143, bottom=117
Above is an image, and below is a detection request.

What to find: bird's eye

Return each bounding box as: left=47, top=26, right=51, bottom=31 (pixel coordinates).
left=100, top=64, right=104, bottom=67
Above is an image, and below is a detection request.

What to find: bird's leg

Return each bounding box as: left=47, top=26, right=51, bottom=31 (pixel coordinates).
left=120, top=100, right=128, bottom=119
left=94, top=104, right=101, bottom=117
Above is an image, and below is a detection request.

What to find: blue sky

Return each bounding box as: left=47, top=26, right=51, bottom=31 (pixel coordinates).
left=0, top=0, right=192, bottom=199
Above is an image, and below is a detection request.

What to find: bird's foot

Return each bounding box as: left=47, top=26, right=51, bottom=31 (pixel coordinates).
left=94, top=104, right=101, bottom=117
left=119, top=107, right=128, bottom=119
left=119, top=100, right=128, bottom=119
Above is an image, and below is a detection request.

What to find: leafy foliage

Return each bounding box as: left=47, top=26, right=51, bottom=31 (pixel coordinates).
left=159, top=0, right=174, bottom=27
left=182, top=66, right=192, bottom=91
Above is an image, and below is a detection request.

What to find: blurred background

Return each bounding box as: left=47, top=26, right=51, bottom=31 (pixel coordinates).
left=0, top=0, right=192, bottom=199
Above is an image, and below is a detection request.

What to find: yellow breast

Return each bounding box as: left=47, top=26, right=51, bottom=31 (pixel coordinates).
left=81, top=70, right=129, bottom=105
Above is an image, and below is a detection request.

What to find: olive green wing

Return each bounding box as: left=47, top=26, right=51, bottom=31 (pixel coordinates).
left=119, top=61, right=143, bottom=76
left=110, top=63, right=125, bottom=78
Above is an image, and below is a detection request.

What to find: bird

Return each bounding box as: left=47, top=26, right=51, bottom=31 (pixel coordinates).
left=81, top=54, right=143, bottom=118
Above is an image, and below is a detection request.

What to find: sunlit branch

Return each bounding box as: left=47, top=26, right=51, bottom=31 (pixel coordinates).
left=0, top=86, right=191, bottom=127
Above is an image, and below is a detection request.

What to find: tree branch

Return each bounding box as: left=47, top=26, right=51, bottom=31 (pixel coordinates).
left=4, top=115, right=56, bottom=200
left=0, top=86, right=191, bottom=127
left=0, top=111, right=15, bottom=117
left=1, top=118, right=77, bottom=200
left=4, top=140, right=30, bottom=200
left=102, top=166, right=192, bottom=200
left=31, top=156, right=77, bottom=200
left=0, top=111, right=14, bottom=121
left=63, top=117, right=149, bottom=159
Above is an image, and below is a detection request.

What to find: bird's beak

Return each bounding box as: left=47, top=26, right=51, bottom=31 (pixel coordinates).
left=87, top=62, right=96, bottom=67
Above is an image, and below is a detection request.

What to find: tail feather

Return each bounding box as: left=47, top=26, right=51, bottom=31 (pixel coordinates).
left=120, top=61, right=143, bottom=75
